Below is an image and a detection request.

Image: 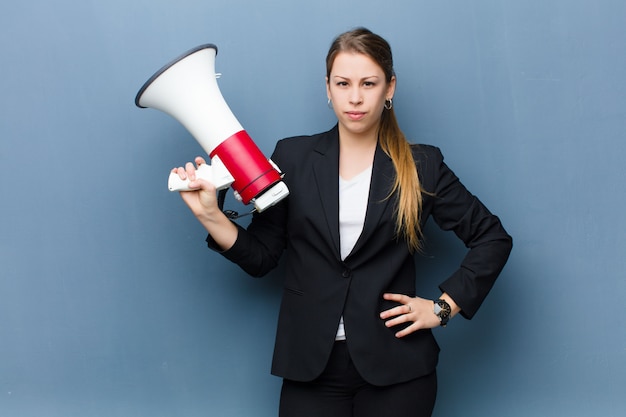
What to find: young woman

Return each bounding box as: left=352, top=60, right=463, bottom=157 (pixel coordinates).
left=173, top=27, right=512, bottom=417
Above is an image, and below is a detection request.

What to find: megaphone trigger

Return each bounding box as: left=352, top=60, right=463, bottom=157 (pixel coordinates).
left=167, top=162, right=235, bottom=192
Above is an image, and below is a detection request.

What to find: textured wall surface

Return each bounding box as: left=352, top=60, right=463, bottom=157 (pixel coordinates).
left=1, top=1, right=624, bottom=416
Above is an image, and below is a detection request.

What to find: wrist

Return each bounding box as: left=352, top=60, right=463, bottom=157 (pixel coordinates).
left=433, top=299, right=452, bottom=327
left=197, top=209, right=238, bottom=250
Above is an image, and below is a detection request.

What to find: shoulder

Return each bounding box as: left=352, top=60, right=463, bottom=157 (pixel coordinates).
left=272, top=126, right=338, bottom=164
left=408, top=144, right=448, bottom=190
left=275, top=126, right=337, bottom=151
left=275, top=133, right=322, bottom=153
left=410, top=143, right=444, bottom=166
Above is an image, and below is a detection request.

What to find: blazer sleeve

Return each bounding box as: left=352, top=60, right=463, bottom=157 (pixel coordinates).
left=205, top=141, right=290, bottom=277
left=419, top=146, right=513, bottom=319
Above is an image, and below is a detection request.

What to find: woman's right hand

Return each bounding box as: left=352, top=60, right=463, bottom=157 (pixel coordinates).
left=172, top=156, right=221, bottom=219
left=171, top=156, right=239, bottom=251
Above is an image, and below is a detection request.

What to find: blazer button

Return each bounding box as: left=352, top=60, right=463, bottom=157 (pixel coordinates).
left=342, top=268, right=352, bottom=278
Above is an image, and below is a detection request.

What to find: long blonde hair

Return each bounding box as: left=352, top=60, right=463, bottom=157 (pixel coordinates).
left=326, top=28, right=424, bottom=252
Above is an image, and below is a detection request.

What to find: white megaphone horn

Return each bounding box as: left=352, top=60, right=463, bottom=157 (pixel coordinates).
left=135, top=44, right=289, bottom=212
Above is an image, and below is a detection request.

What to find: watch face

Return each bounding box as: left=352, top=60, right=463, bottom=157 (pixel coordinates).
left=434, top=300, right=451, bottom=327
left=434, top=300, right=451, bottom=317
left=433, top=304, right=442, bottom=315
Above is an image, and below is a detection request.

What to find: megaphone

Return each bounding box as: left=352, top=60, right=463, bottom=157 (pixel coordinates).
left=135, top=44, right=289, bottom=212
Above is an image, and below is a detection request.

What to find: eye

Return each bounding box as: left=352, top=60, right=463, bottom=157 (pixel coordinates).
left=336, top=81, right=348, bottom=87
left=363, top=81, right=376, bottom=87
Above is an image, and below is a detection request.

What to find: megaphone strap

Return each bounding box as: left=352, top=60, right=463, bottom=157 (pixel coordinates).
left=218, top=188, right=255, bottom=220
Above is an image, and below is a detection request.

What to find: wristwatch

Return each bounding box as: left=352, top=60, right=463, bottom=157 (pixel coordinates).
left=433, top=299, right=452, bottom=327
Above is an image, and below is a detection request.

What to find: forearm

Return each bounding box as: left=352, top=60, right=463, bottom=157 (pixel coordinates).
left=195, top=206, right=238, bottom=251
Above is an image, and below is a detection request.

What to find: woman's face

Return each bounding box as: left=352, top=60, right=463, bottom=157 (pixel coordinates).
left=326, top=51, right=395, bottom=139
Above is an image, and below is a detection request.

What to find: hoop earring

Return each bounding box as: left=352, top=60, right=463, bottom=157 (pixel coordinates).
left=384, top=98, right=393, bottom=110
left=327, top=98, right=333, bottom=109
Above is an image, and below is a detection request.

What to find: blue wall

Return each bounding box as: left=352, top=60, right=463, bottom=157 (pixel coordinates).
left=1, top=1, right=624, bottom=416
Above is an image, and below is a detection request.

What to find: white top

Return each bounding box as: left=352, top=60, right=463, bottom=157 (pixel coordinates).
left=335, top=166, right=372, bottom=341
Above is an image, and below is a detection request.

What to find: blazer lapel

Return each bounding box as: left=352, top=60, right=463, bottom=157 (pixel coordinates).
left=348, top=144, right=395, bottom=258
left=312, top=127, right=341, bottom=258
left=311, top=127, right=396, bottom=262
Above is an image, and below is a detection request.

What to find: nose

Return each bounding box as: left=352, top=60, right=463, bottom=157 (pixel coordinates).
left=349, top=87, right=363, bottom=105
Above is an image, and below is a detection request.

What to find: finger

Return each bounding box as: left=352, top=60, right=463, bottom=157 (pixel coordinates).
left=394, top=322, right=420, bottom=338
left=184, top=176, right=218, bottom=196
left=173, top=166, right=187, bottom=180
left=383, top=313, right=411, bottom=329
left=380, top=293, right=411, bottom=319
left=185, top=161, right=197, bottom=181
left=195, top=156, right=207, bottom=166
left=383, top=293, right=410, bottom=303
left=379, top=304, right=411, bottom=320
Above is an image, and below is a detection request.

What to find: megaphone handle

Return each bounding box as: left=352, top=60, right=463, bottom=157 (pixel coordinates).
left=168, top=163, right=234, bottom=192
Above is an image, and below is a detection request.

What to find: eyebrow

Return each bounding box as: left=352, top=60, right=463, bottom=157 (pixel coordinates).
left=332, top=75, right=381, bottom=81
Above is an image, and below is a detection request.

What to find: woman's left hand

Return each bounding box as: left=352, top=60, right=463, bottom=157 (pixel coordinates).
left=379, top=293, right=441, bottom=338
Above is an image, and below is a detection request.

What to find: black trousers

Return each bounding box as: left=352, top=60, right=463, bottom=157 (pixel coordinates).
left=279, top=341, right=437, bottom=417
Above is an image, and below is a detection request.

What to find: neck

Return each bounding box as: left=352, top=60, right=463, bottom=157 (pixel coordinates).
left=338, top=127, right=378, bottom=180
left=338, top=124, right=378, bottom=151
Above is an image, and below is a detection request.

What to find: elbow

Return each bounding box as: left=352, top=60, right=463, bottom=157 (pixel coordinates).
left=241, top=255, right=280, bottom=278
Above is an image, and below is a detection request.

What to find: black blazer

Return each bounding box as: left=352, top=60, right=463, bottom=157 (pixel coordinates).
left=208, top=125, right=512, bottom=386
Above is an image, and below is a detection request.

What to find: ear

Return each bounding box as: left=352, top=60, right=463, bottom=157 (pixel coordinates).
left=386, top=75, right=396, bottom=100
left=326, top=76, right=331, bottom=100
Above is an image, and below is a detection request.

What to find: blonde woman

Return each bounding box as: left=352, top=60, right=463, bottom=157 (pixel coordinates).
left=173, top=27, right=512, bottom=417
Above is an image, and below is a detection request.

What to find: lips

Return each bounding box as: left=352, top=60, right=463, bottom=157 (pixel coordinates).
left=346, top=111, right=366, bottom=121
